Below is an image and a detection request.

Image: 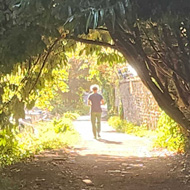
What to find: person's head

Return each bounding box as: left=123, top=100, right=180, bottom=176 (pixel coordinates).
left=92, top=86, right=98, bottom=92
left=90, top=84, right=99, bottom=93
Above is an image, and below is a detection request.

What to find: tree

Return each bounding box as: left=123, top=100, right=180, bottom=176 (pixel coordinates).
left=0, top=0, right=190, bottom=130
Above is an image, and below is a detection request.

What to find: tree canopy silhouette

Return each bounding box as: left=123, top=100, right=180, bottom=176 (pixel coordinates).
left=0, top=0, right=190, bottom=130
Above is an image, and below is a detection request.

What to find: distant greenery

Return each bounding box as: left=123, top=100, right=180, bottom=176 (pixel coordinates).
left=108, top=112, right=187, bottom=153
left=0, top=117, right=79, bottom=167
left=53, top=117, right=73, bottom=133
left=51, top=96, right=90, bottom=116
left=63, top=112, right=80, bottom=120
left=75, top=105, right=90, bottom=116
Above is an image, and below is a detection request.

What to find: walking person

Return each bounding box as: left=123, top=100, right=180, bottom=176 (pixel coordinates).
left=88, top=85, right=104, bottom=139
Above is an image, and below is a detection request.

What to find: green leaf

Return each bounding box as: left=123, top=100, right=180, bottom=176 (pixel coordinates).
left=64, top=15, right=74, bottom=26
left=109, top=7, right=115, bottom=31
left=86, top=11, right=92, bottom=32
left=93, top=10, right=99, bottom=29
left=99, top=9, right=104, bottom=24
left=118, top=1, right=126, bottom=19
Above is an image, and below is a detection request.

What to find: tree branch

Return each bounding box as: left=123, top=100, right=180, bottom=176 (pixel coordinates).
left=66, top=36, right=118, bottom=50
left=142, top=27, right=188, bottom=82
left=29, top=35, right=64, bottom=94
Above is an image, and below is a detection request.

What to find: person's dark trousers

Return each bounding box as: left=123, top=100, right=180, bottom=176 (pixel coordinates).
left=91, top=112, right=101, bottom=138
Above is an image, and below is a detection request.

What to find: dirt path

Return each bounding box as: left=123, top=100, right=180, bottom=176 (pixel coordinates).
left=1, top=116, right=190, bottom=190
left=73, top=116, right=169, bottom=157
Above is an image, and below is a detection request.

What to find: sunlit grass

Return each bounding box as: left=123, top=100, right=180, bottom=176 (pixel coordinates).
left=17, top=121, right=80, bottom=154
left=108, top=115, right=187, bottom=153
left=0, top=119, right=80, bottom=167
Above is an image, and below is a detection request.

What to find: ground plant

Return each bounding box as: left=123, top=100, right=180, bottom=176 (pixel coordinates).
left=0, top=117, right=79, bottom=167
left=0, top=127, right=25, bottom=166
left=108, top=116, right=150, bottom=137
left=53, top=117, right=73, bottom=133
left=63, top=112, right=80, bottom=120
left=75, top=105, right=90, bottom=116
left=153, top=112, right=187, bottom=153
left=108, top=113, right=187, bottom=152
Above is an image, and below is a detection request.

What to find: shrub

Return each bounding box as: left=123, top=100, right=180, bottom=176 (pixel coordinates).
left=75, top=105, right=90, bottom=115
left=108, top=113, right=187, bottom=153
left=0, top=117, right=79, bottom=167
left=63, top=112, right=80, bottom=120
left=0, top=127, right=31, bottom=167
left=108, top=116, right=127, bottom=132
left=108, top=116, right=149, bottom=137
left=0, top=128, right=18, bottom=166
left=154, top=112, right=187, bottom=152
left=53, top=117, right=73, bottom=133
left=125, top=123, right=148, bottom=137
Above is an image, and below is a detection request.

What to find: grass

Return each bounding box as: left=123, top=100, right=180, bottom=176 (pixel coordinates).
left=17, top=120, right=80, bottom=155
left=0, top=118, right=80, bottom=167
left=108, top=115, right=187, bottom=153
left=0, top=118, right=80, bottom=189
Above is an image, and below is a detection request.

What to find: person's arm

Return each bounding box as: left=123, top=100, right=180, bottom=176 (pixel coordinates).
left=101, top=97, right=104, bottom=105
left=88, top=99, right=92, bottom=106
left=88, top=95, right=92, bottom=106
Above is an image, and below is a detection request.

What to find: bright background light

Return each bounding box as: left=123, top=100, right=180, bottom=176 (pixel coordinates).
left=128, top=65, right=138, bottom=76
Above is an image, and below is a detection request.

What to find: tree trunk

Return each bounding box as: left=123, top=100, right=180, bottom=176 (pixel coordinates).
left=107, top=22, right=190, bottom=131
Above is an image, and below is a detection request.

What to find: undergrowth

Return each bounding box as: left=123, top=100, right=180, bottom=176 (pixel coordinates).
left=108, top=112, right=187, bottom=153
left=108, top=116, right=155, bottom=138
left=153, top=112, right=187, bottom=152
left=0, top=116, right=79, bottom=167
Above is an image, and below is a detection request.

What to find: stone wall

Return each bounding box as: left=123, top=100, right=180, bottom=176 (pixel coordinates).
left=118, top=77, right=161, bottom=129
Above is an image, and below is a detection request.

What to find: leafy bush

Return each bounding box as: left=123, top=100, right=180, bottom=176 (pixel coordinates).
left=108, top=116, right=127, bottom=132
left=0, top=128, right=19, bottom=166
left=154, top=112, right=187, bottom=153
left=0, top=127, right=31, bottom=167
left=75, top=105, right=90, bottom=115
left=108, top=116, right=150, bottom=137
left=53, top=117, right=73, bottom=133
left=125, top=123, right=148, bottom=137
left=63, top=112, right=80, bottom=120
left=0, top=117, right=79, bottom=167
left=52, top=100, right=90, bottom=116
left=108, top=113, right=187, bottom=152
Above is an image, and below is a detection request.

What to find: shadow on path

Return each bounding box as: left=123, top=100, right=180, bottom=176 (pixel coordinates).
left=97, top=138, right=123, bottom=145
left=102, top=130, right=118, bottom=133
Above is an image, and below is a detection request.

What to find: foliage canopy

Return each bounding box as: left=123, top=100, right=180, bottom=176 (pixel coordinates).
left=0, top=0, right=190, bottom=130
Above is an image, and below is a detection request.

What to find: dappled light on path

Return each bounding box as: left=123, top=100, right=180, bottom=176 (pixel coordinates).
left=73, top=116, right=174, bottom=158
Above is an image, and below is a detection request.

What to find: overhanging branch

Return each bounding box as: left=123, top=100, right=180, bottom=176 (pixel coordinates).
left=66, top=36, right=118, bottom=50
left=29, top=35, right=64, bottom=94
